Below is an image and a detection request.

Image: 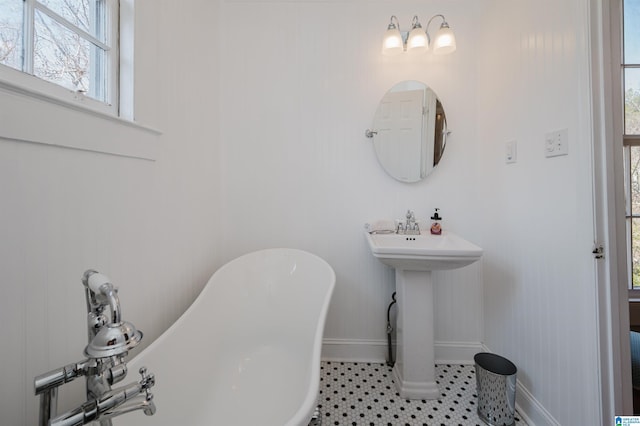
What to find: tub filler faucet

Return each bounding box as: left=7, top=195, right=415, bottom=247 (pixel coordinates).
left=34, top=270, right=156, bottom=426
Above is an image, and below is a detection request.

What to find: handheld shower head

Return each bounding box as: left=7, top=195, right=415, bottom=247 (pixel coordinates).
left=83, top=270, right=122, bottom=324
left=83, top=270, right=112, bottom=294
left=82, top=269, right=143, bottom=359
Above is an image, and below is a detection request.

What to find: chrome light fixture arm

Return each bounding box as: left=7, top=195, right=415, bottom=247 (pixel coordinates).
left=425, top=14, right=447, bottom=43
left=387, top=15, right=400, bottom=32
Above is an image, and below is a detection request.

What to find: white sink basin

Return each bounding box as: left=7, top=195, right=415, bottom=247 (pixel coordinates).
left=365, top=230, right=483, bottom=271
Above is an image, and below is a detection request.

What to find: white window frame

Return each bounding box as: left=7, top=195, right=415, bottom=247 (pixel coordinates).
left=0, top=0, right=119, bottom=116
left=0, top=0, right=158, bottom=160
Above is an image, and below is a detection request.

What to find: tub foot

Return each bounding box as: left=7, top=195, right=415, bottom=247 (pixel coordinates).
left=308, top=406, right=322, bottom=425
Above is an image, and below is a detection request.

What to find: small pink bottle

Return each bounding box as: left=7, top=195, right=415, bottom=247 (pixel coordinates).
left=430, top=208, right=442, bottom=235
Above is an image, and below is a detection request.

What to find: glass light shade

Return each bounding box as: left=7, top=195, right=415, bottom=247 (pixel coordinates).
left=382, top=28, right=404, bottom=55
left=432, top=26, right=456, bottom=54
left=406, top=28, right=428, bottom=53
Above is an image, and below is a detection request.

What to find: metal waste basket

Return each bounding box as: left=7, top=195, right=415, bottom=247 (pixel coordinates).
left=474, top=352, right=517, bottom=426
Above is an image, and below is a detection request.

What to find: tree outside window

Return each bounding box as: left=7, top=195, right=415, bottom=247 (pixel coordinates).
left=0, top=0, right=114, bottom=104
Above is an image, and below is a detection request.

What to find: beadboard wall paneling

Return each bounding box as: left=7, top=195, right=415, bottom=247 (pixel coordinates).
left=476, top=0, right=600, bottom=424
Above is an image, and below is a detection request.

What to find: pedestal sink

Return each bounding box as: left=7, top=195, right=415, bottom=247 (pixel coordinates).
left=365, top=229, right=482, bottom=400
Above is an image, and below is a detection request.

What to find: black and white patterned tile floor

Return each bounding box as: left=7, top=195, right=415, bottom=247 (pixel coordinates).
left=316, top=361, right=527, bottom=426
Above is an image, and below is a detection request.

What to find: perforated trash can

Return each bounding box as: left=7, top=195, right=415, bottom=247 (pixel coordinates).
left=474, top=352, right=517, bottom=426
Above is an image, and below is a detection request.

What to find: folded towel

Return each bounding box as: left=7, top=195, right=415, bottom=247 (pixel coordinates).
left=365, top=220, right=396, bottom=234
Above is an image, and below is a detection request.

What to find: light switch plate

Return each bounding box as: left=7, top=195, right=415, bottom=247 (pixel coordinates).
left=545, top=129, right=568, bottom=157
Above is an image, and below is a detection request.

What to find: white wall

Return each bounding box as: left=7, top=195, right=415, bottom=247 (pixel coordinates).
left=218, top=0, right=485, bottom=362
left=0, top=1, right=223, bottom=424
left=477, top=0, right=601, bottom=424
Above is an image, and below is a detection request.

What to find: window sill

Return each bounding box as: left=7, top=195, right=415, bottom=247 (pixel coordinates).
left=628, top=289, right=640, bottom=302
left=0, top=77, right=161, bottom=161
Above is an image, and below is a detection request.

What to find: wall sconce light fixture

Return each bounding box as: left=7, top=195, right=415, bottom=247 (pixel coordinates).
left=382, top=14, right=456, bottom=56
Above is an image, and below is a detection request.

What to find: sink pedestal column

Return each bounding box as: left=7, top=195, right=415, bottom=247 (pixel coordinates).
left=392, top=268, right=439, bottom=400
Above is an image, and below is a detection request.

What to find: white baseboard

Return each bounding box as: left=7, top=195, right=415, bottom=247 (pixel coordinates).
left=514, top=381, right=559, bottom=426
left=321, top=338, right=389, bottom=363
left=321, top=338, right=482, bottom=365
left=434, top=340, right=483, bottom=365
left=480, top=345, right=559, bottom=426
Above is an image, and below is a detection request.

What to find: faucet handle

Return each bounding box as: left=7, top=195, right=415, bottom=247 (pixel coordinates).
left=138, top=367, right=155, bottom=399
left=139, top=367, right=155, bottom=388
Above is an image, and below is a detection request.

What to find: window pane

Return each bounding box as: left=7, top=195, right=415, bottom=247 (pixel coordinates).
left=34, top=9, right=106, bottom=101
left=632, top=147, right=640, bottom=213
left=625, top=0, right=640, bottom=64
left=627, top=147, right=634, bottom=216
left=631, top=147, right=640, bottom=289
left=0, top=0, right=23, bottom=71
left=37, top=0, right=105, bottom=40
left=633, top=218, right=640, bottom=289
left=626, top=68, right=640, bottom=135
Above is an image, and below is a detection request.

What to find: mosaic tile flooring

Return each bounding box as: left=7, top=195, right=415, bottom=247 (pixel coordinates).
left=316, top=361, right=527, bottom=426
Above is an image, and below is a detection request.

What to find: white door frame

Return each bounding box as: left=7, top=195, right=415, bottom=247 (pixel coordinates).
left=589, top=0, right=633, bottom=421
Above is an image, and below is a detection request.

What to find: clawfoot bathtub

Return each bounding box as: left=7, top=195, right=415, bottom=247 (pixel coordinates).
left=115, top=248, right=335, bottom=426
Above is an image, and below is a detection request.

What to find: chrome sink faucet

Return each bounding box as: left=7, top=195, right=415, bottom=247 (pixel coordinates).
left=397, top=210, right=420, bottom=235
left=34, top=270, right=156, bottom=426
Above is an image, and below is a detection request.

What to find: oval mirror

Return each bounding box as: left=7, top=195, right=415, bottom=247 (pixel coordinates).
left=367, top=81, right=448, bottom=183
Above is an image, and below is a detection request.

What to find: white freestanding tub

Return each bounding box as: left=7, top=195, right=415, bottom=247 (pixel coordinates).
left=115, top=248, right=335, bottom=426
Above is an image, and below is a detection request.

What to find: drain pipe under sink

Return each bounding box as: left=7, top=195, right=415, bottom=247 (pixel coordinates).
left=386, top=292, right=397, bottom=367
